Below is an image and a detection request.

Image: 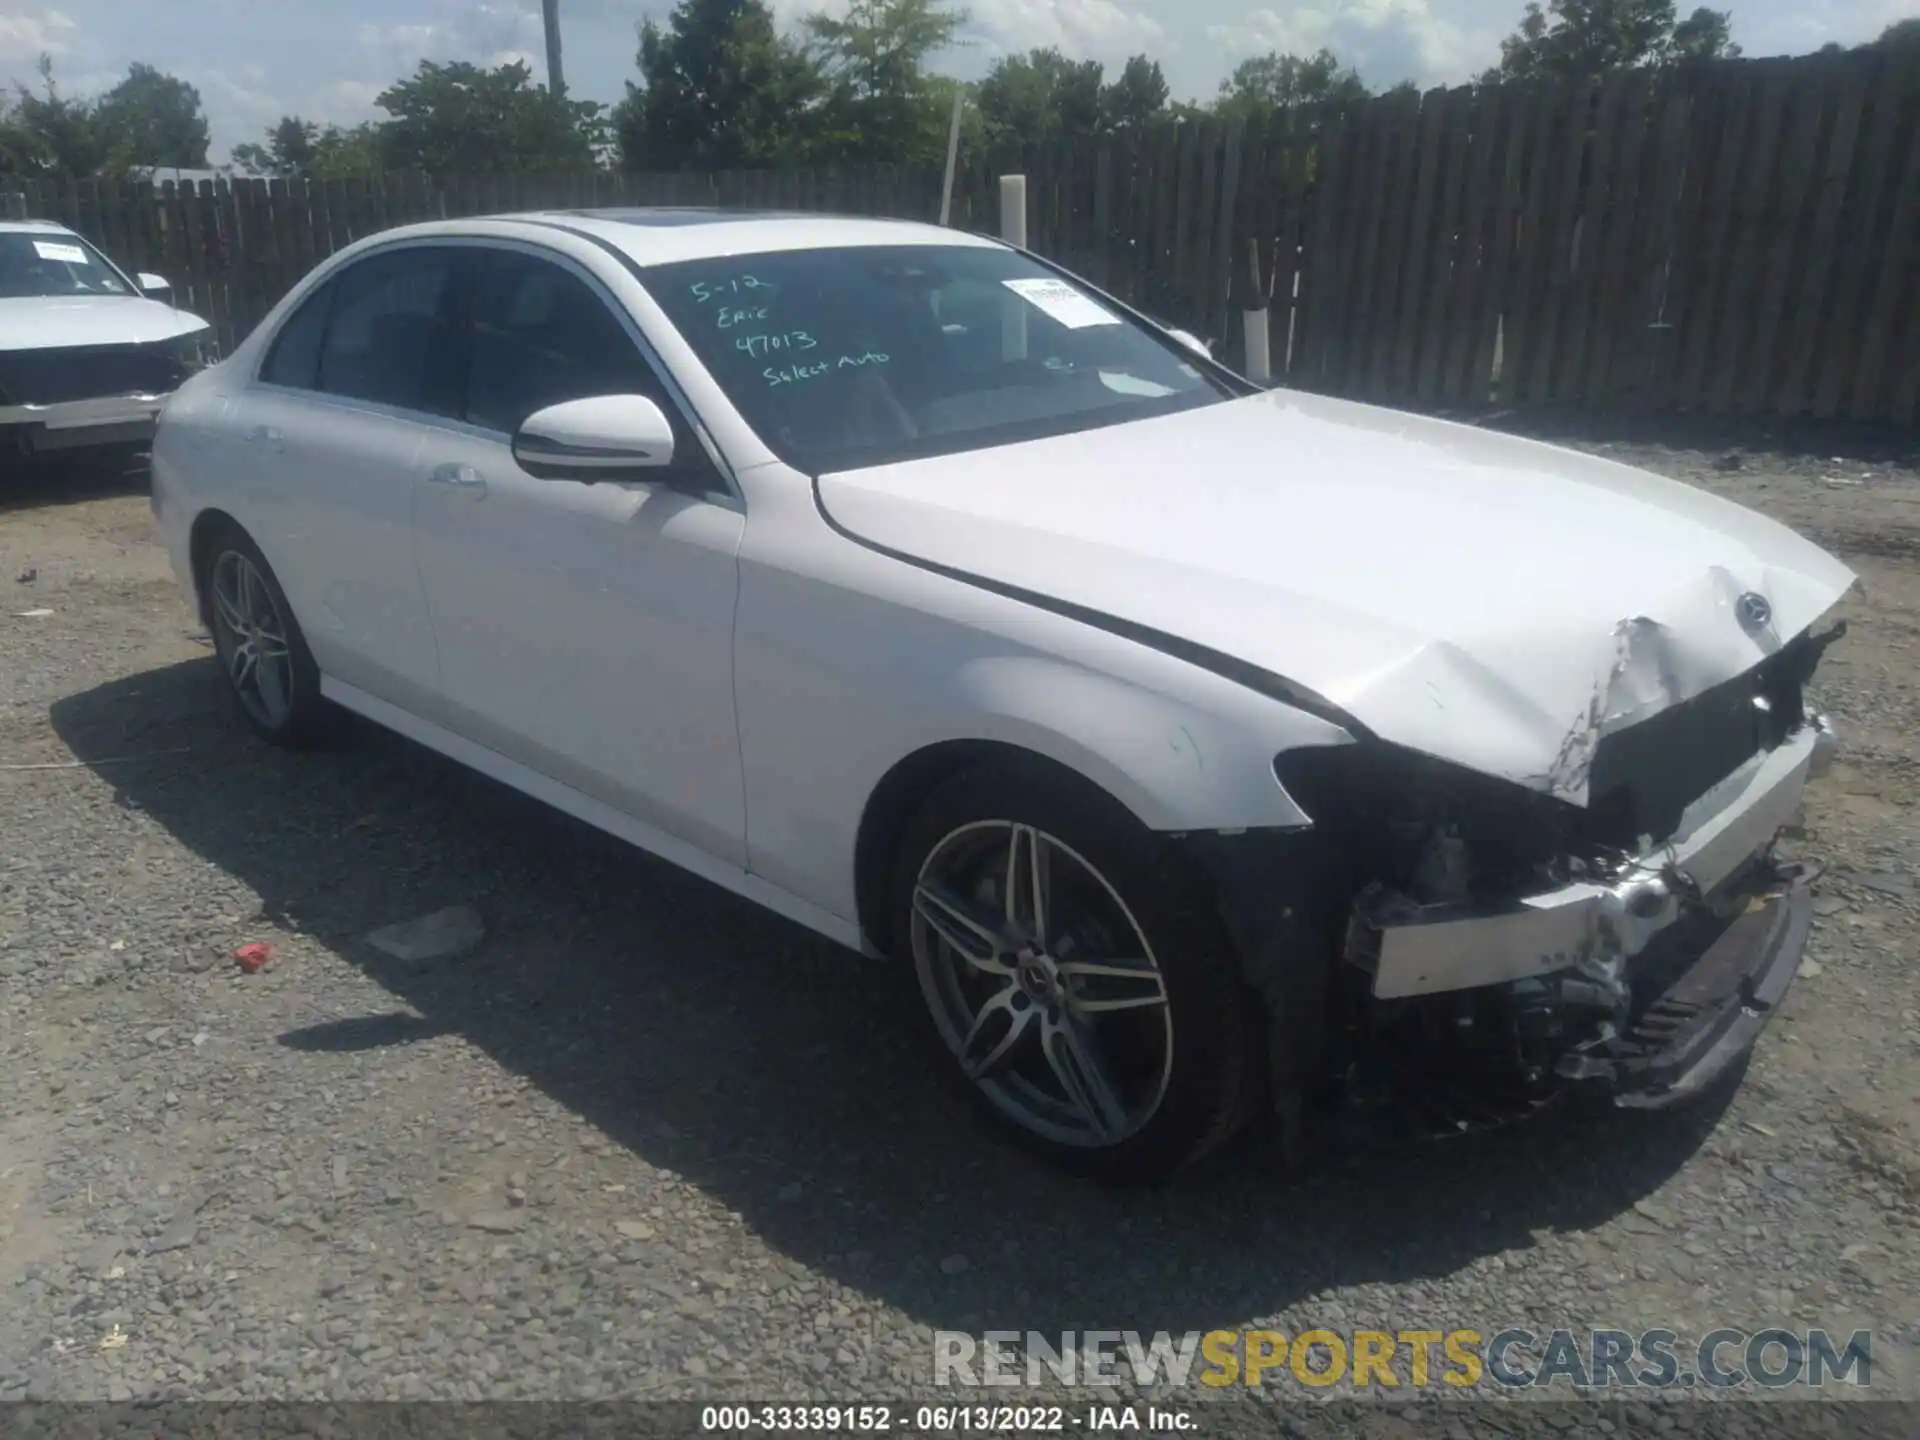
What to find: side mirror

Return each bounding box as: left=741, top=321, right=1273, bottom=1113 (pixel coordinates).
left=1165, top=327, right=1212, bottom=358
left=136, top=272, right=173, bottom=301
left=512, top=395, right=676, bottom=482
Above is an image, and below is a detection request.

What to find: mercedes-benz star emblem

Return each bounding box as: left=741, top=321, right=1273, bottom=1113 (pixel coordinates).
left=1735, top=591, right=1773, bottom=632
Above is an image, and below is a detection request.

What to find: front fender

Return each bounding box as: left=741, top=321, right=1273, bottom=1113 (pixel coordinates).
left=732, top=472, right=1354, bottom=921
left=911, top=650, right=1337, bottom=834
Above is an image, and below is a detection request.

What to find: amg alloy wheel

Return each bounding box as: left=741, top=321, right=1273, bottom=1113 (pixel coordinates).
left=912, top=820, right=1175, bottom=1148
left=209, top=549, right=296, bottom=731
left=198, top=525, right=329, bottom=745
left=893, top=764, right=1259, bottom=1182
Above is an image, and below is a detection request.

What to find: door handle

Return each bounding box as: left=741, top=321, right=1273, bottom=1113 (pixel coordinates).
left=245, top=424, right=281, bottom=447
left=427, top=462, right=487, bottom=497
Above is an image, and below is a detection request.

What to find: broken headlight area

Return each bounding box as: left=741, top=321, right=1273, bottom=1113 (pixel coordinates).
left=1271, top=735, right=1634, bottom=905
left=1269, top=741, right=1640, bottom=1138
left=1271, top=633, right=1843, bottom=1139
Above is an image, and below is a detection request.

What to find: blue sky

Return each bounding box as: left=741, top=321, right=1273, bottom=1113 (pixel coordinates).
left=3, top=0, right=1909, bottom=159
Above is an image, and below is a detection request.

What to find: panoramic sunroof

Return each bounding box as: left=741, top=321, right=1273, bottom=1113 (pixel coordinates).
left=559, top=208, right=815, bottom=227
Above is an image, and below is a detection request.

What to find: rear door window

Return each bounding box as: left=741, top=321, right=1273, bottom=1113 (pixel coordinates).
left=315, top=247, right=464, bottom=419
left=259, top=281, right=333, bottom=390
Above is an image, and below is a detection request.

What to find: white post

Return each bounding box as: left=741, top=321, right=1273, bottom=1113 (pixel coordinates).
left=1243, top=308, right=1270, bottom=383
left=999, top=174, right=1028, bottom=362
left=1240, top=238, right=1270, bottom=384
left=938, top=88, right=964, bottom=227
left=998, top=174, right=1026, bottom=248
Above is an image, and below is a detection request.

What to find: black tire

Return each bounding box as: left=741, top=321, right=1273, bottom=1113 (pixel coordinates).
left=889, top=760, right=1261, bottom=1183
left=195, top=522, right=332, bottom=746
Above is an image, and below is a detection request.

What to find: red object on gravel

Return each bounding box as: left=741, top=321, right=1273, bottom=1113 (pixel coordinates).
left=233, top=942, right=274, bottom=974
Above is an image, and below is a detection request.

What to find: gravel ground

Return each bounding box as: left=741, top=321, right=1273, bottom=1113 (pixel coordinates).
left=1, top=422, right=1917, bottom=1425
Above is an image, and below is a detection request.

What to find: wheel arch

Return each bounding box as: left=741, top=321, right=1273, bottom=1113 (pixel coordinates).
left=854, top=739, right=1144, bottom=958
left=187, top=507, right=246, bottom=624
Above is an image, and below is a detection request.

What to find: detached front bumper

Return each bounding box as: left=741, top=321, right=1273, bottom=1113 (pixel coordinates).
left=1351, top=716, right=1834, bottom=1001
left=1, top=392, right=170, bottom=452
left=1342, top=716, right=1836, bottom=1110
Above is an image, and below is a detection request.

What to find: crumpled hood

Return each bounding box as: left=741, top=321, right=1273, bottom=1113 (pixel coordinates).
left=816, top=389, right=1857, bottom=801
left=0, top=295, right=208, bottom=352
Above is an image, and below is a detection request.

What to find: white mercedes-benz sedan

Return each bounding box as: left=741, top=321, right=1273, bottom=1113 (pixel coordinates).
left=2, top=219, right=211, bottom=466
left=151, top=209, right=1854, bottom=1180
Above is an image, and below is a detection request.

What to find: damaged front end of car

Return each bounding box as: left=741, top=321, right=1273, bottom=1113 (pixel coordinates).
left=1261, top=620, right=1847, bottom=1140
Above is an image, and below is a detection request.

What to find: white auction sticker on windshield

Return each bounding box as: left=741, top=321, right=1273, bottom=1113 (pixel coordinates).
left=1002, top=278, right=1120, bottom=329
left=33, top=240, right=87, bottom=264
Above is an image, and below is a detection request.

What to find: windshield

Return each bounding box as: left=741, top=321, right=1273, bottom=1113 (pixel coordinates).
left=0, top=232, right=134, bottom=299
left=644, top=245, right=1235, bottom=472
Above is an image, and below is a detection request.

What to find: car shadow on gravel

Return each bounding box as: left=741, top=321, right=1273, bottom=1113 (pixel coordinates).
left=53, top=657, right=1739, bottom=1339
left=0, top=448, right=150, bottom=514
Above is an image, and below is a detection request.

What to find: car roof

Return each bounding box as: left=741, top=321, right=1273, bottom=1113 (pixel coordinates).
left=0, top=219, right=78, bottom=236
left=495, top=208, right=1004, bottom=268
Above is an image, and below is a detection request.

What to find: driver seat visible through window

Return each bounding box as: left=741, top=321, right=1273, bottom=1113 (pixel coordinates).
left=464, top=250, right=663, bottom=436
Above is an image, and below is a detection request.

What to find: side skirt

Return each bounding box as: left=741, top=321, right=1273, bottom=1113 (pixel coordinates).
left=320, top=676, right=874, bottom=957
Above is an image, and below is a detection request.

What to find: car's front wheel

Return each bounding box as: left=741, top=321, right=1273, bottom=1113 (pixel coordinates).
left=197, top=524, right=329, bottom=745
left=890, top=763, right=1260, bottom=1182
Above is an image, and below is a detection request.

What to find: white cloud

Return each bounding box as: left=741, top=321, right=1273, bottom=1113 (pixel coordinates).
left=0, top=6, right=76, bottom=64
left=355, top=0, right=545, bottom=76
left=203, top=1, right=551, bottom=147
left=0, top=6, right=119, bottom=97
left=779, top=0, right=1164, bottom=82
left=965, top=0, right=1165, bottom=63
left=1740, top=0, right=1911, bottom=55
left=1206, top=0, right=1488, bottom=87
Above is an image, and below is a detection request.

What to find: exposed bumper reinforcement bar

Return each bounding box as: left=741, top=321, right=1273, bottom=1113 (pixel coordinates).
left=1352, top=716, right=1834, bottom=1001
left=1, top=392, right=169, bottom=451
left=1604, top=875, right=1811, bottom=1108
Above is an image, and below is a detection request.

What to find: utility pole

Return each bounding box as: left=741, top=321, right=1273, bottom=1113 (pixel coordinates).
left=541, top=0, right=565, bottom=97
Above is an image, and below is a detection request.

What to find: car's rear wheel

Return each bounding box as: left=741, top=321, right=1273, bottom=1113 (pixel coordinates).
left=891, top=763, right=1259, bottom=1182
left=198, top=525, right=329, bottom=745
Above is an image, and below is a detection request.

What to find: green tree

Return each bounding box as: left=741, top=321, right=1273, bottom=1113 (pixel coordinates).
left=231, top=116, right=380, bottom=178
left=232, top=116, right=321, bottom=176
left=2, top=55, right=211, bottom=177
left=974, top=47, right=1103, bottom=153
left=1489, top=0, right=1739, bottom=83
left=92, top=62, right=211, bottom=168
left=1213, top=50, right=1370, bottom=119
left=3, top=56, right=110, bottom=177
left=925, top=72, right=986, bottom=156
left=616, top=0, right=823, bottom=170
left=972, top=49, right=1173, bottom=155
left=374, top=59, right=607, bottom=173
left=311, top=123, right=382, bottom=179
left=802, top=0, right=966, bottom=164
left=1667, top=6, right=1738, bottom=64
left=1872, top=18, right=1920, bottom=52
left=1101, top=55, right=1171, bottom=131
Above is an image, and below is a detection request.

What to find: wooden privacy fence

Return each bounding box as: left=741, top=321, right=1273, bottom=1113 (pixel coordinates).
left=948, top=47, right=1920, bottom=425
left=1, top=165, right=944, bottom=360
left=5, top=48, right=1917, bottom=423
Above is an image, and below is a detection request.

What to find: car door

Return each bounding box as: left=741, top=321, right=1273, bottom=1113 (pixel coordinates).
left=235, top=244, right=464, bottom=707
left=411, top=243, right=749, bottom=867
